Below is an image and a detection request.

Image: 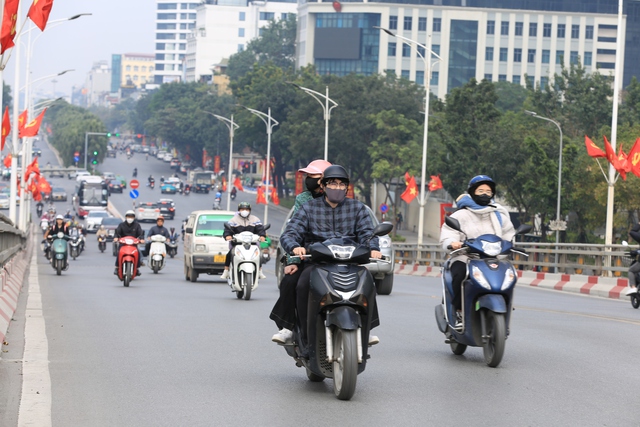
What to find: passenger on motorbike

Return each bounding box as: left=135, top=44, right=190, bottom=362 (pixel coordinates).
left=144, top=216, right=171, bottom=259
left=113, top=210, right=145, bottom=275
left=279, top=165, right=382, bottom=346
left=169, top=227, right=179, bottom=241
left=627, top=223, right=640, bottom=290
left=96, top=224, right=108, bottom=240
left=43, top=215, right=69, bottom=258
left=270, top=159, right=332, bottom=343
left=439, top=175, right=516, bottom=327
left=220, top=202, right=267, bottom=280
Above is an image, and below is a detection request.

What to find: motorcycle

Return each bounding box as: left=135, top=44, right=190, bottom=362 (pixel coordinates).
left=166, top=235, right=178, bottom=258
left=50, top=232, right=70, bottom=276
left=36, top=204, right=43, bottom=217
left=213, top=198, right=221, bottom=210
left=69, top=234, right=81, bottom=260
left=435, top=216, right=531, bottom=368
left=41, top=238, right=52, bottom=260
left=98, top=235, right=107, bottom=253
left=115, top=236, right=141, bottom=287
left=148, top=180, right=155, bottom=189
left=260, top=237, right=271, bottom=265
left=184, top=187, right=190, bottom=196
left=224, top=223, right=270, bottom=300
left=622, top=243, right=640, bottom=309
left=148, top=235, right=167, bottom=274
left=230, top=188, right=237, bottom=200
left=278, top=223, right=393, bottom=400
left=40, top=218, right=49, bottom=235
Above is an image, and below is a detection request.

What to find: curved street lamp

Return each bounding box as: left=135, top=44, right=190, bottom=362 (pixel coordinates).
left=202, top=111, right=239, bottom=211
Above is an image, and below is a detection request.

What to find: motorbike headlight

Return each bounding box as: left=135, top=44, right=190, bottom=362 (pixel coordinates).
left=328, top=245, right=355, bottom=260
left=501, top=267, right=516, bottom=291
left=250, top=247, right=259, bottom=259
left=234, top=246, right=245, bottom=260
left=195, top=244, right=207, bottom=252
left=471, top=265, right=492, bottom=290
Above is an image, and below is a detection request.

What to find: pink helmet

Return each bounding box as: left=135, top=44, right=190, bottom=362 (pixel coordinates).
left=298, top=159, right=332, bottom=175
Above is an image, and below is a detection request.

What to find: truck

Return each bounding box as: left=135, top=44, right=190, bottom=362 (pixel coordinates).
left=189, top=170, right=215, bottom=194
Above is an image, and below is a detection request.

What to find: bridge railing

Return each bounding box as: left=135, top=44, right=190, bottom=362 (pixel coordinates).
left=0, top=214, right=27, bottom=267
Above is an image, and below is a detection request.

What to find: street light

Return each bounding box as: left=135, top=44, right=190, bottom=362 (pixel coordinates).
left=238, top=105, right=279, bottom=225
left=287, top=82, right=337, bottom=161
left=375, top=26, right=442, bottom=246
left=21, top=69, right=74, bottom=92
left=202, top=111, right=239, bottom=211
left=525, top=110, right=563, bottom=273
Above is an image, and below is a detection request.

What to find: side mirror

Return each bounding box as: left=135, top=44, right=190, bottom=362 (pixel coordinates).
left=373, top=222, right=393, bottom=236
left=516, top=224, right=533, bottom=235
left=622, top=240, right=629, bottom=246
left=445, top=215, right=461, bottom=232
left=223, top=222, right=232, bottom=231
left=185, top=227, right=193, bottom=234
left=263, top=223, right=271, bottom=231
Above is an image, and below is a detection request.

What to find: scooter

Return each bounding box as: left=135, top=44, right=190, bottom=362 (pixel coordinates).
left=622, top=243, right=640, bottom=309
left=98, top=235, right=107, bottom=253
left=213, top=198, right=221, bottom=210
left=278, top=223, right=393, bottom=400
left=148, top=180, right=155, bottom=189
left=184, top=186, right=190, bottom=196
left=435, top=216, right=531, bottom=368
left=40, top=218, right=49, bottom=235
left=69, top=234, right=81, bottom=260
left=36, top=204, right=43, bottom=217
left=115, top=237, right=140, bottom=287
left=230, top=188, right=237, bottom=200
left=166, top=235, right=178, bottom=258
left=148, top=235, right=167, bottom=274
left=50, top=232, right=70, bottom=276
left=41, top=238, right=52, bottom=260
left=224, top=224, right=270, bottom=300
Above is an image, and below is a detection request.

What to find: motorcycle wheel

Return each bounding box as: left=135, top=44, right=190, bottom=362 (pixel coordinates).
left=631, top=294, right=640, bottom=309
left=100, top=245, right=105, bottom=253
left=72, top=251, right=77, bottom=260
left=332, top=328, right=358, bottom=400
left=153, top=262, right=159, bottom=274
left=123, top=262, right=132, bottom=287
left=483, top=311, right=506, bottom=368
left=56, top=261, right=62, bottom=276
left=306, top=367, right=325, bottom=382
left=170, top=250, right=175, bottom=259
left=243, top=272, right=252, bottom=300
left=450, top=341, right=467, bottom=355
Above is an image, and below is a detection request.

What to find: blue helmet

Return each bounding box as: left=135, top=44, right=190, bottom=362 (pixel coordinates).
left=467, top=175, right=496, bottom=195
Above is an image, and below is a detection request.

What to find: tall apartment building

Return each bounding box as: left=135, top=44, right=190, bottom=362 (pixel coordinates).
left=84, top=61, right=111, bottom=106
left=112, top=53, right=155, bottom=93
left=297, top=0, right=640, bottom=98
left=185, top=0, right=297, bottom=83
left=154, top=1, right=200, bottom=84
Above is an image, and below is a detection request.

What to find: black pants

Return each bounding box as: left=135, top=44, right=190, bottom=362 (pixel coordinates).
left=269, top=266, right=302, bottom=330
left=296, top=263, right=380, bottom=342
left=450, top=261, right=467, bottom=311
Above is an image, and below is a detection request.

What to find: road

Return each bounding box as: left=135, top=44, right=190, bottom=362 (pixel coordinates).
left=1, top=141, right=638, bottom=426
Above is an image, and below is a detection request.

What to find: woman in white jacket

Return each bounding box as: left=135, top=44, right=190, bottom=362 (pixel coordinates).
left=439, top=175, right=516, bottom=326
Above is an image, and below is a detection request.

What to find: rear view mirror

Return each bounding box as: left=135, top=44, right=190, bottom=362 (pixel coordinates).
left=373, top=222, right=393, bottom=236
left=445, top=216, right=461, bottom=232
left=516, top=224, right=533, bottom=235
left=263, top=223, right=271, bottom=231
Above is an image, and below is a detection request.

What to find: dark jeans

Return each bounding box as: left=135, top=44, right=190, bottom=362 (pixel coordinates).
left=269, top=266, right=302, bottom=330
left=629, top=262, right=640, bottom=286
left=296, top=263, right=380, bottom=342
left=450, top=261, right=467, bottom=311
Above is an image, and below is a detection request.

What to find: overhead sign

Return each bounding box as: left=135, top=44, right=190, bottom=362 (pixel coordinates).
left=380, top=203, right=389, bottom=213
left=129, top=189, right=139, bottom=199
left=129, top=179, right=139, bottom=189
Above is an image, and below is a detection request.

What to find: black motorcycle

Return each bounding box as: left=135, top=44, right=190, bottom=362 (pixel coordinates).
left=69, top=235, right=81, bottom=260
left=625, top=248, right=640, bottom=309
left=36, top=204, right=44, bottom=217
left=166, top=236, right=178, bottom=258
left=98, top=235, right=107, bottom=253
left=279, top=223, right=393, bottom=400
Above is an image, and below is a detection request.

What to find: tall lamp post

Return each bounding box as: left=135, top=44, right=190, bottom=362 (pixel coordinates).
left=238, top=105, right=279, bottom=225
left=288, top=83, right=337, bottom=161
left=376, top=27, right=442, bottom=246
left=525, top=110, right=563, bottom=273
left=202, top=111, right=238, bottom=211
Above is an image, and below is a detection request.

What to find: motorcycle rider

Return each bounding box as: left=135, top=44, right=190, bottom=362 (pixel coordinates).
left=144, top=216, right=171, bottom=260
left=113, top=210, right=145, bottom=276
left=133, top=167, right=138, bottom=178
left=230, top=187, right=237, bottom=199
left=220, top=202, right=267, bottom=280
left=64, top=209, right=73, bottom=222
left=36, top=200, right=44, bottom=216
left=279, top=165, right=382, bottom=347
left=627, top=223, right=640, bottom=290
left=43, top=215, right=69, bottom=259
left=214, top=190, right=222, bottom=208
left=96, top=224, right=108, bottom=241
left=148, top=175, right=155, bottom=186
left=270, top=159, right=331, bottom=343
left=439, top=175, right=516, bottom=327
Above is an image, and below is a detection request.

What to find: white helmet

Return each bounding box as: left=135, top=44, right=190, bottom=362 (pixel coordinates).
left=56, top=214, right=64, bottom=220
left=125, top=210, right=135, bottom=217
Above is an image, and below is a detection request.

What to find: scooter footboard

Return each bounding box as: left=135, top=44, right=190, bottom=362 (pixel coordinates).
left=476, top=294, right=507, bottom=313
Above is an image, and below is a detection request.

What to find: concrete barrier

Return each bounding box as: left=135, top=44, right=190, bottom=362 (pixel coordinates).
left=0, top=235, right=33, bottom=344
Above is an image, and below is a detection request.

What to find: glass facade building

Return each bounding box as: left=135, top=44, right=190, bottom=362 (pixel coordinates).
left=448, top=20, right=478, bottom=90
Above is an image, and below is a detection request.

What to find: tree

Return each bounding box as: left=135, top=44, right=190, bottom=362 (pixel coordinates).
left=2, top=82, right=11, bottom=112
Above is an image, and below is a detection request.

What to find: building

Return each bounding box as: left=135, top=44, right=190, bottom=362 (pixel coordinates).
left=297, top=0, right=639, bottom=98
left=154, top=1, right=201, bottom=84
left=84, top=60, right=111, bottom=106
left=121, top=53, right=155, bottom=88
left=185, top=0, right=297, bottom=83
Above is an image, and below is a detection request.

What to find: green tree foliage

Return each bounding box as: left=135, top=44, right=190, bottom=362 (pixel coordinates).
left=2, top=82, right=11, bottom=112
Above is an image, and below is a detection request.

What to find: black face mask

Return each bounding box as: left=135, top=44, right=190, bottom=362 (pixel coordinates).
left=305, top=176, right=321, bottom=192
left=325, top=188, right=347, bottom=204
left=472, top=194, right=492, bottom=206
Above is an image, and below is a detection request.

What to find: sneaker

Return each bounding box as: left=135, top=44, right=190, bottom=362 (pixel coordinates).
left=113, top=267, right=118, bottom=275
left=368, top=335, right=380, bottom=346
left=259, top=270, right=267, bottom=279
left=272, top=328, right=293, bottom=344
left=454, top=312, right=463, bottom=328
left=221, top=269, right=230, bottom=280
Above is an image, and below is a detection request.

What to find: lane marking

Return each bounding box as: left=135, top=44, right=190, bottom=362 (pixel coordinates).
left=18, top=236, right=52, bottom=427
left=517, top=306, right=640, bottom=326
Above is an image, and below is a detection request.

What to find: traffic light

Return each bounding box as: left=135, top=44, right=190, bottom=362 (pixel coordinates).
left=93, top=150, right=98, bottom=156
left=107, top=132, right=111, bottom=137
left=106, top=132, right=120, bottom=137
left=137, top=134, right=142, bottom=138
left=92, top=158, right=98, bottom=165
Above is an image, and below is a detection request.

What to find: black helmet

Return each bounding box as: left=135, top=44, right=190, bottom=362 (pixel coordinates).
left=238, top=201, right=251, bottom=210
left=467, top=175, right=496, bottom=195
left=322, top=165, right=350, bottom=185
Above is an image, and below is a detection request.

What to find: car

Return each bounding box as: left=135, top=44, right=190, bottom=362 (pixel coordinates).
left=32, top=148, right=42, bottom=157
left=170, top=158, right=181, bottom=169
left=142, top=146, right=150, bottom=153
left=68, top=168, right=89, bottom=180
left=107, top=149, right=117, bottom=158
left=157, top=199, right=176, bottom=220
left=136, top=202, right=160, bottom=222
left=0, top=193, right=9, bottom=209
left=156, top=150, right=167, bottom=159
left=49, top=168, right=65, bottom=178
left=84, top=209, right=111, bottom=233
left=108, top=180, right=124, bottom=193
left=50, top=187, right=67, bottom=201
left=163, top=153, right=173, bottom=162
left=275, top=205, right=395, bottom=295
left=101, top=217, right=120, bottom=241
left=160, top=177, right=180, bottom=194
left=115, top=175, right=127, bottom=189
left=103, top=172, right=116, bottom=182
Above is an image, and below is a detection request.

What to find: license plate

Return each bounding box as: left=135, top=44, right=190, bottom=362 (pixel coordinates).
left=214, top=254, right=225, bottom=263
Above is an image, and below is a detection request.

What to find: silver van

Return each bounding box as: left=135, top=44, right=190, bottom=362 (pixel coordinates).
left=183, top=210, right=236, bottom=282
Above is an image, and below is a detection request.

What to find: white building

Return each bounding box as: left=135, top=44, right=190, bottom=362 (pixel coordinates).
left=84, top=61, right=111, bottom=107
left=296, top=2, right=626, bottom=99
left=185, top=0, right=297, bottom=83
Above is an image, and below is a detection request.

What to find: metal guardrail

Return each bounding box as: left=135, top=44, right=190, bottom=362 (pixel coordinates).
left=0, top=213, right=26, bottom=267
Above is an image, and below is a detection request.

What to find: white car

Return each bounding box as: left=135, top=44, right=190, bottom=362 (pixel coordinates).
left=156, top=150, right=167, bottom=159
left=0, top=193, right=9, bottom=209
left=163, top=153, right=173, bottom=162
left=84, top=210, right=110, bottom=233
left=103, top=172, right=116, bottom=182
left=136, top=202, right=160, bottom=223
left=68, top=168, right=90, bottom=180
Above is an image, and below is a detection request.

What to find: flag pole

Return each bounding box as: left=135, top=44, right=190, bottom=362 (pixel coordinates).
left=8, top=0, right=22, bottom=224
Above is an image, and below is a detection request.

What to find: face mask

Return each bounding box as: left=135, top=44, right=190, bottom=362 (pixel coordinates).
left=472, top=194, right=492, bottom=206
left=126, top=217, right=134, bottom=224
left=305, top=176, right=321, bottom=192
left=325, top=188, right=347, bottom=204
left=239, top=210, right=250, bottom=218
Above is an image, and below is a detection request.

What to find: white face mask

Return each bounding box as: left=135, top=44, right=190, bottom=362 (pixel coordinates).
left=126, top=217, right=134, bottom=224
left=239, top=210, right=250, bottom=218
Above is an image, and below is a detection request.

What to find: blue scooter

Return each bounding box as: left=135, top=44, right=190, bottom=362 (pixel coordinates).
left=435, top=216, right=531, bottom=367
left=50, top=232, right=70, bottom=276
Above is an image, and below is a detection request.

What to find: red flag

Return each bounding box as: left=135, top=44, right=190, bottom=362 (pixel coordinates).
left=28, top=178, right=38, bottom=194
left=19, top=108, right=46, bottom=138
left=25, top=158, right=40, bottom=182
left=28, top=0, right=55, bottom=31
left=628, top=138, right=640, bottom=178
left=1, top=107, right=10, bottom=151
left=256, top=186, right=266, bottom=204
left=3, top=153, right=11, bottom=168
left=17, top=110, right=28, bottom=134
left=400, top=173, right=418, bottom=204
left=233, top=176, right=244, bottom=192
left=0, top=0, right=19, bottom=54
left=36, top=175, right=51, bottom=194
left=270, top=187, right=280, bottom=205
left=32, top=189, right=42, bottom=201
left=617, top=145, right=631, bottom=180
left=603, top=136, right=622, bottom=171
left=428, top=174, right=443, bottom=192
left=584, top=136, right=606, bottom=158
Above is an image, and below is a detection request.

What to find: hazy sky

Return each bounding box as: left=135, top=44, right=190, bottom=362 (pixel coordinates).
left=3, top=0, right=156, bottom=101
